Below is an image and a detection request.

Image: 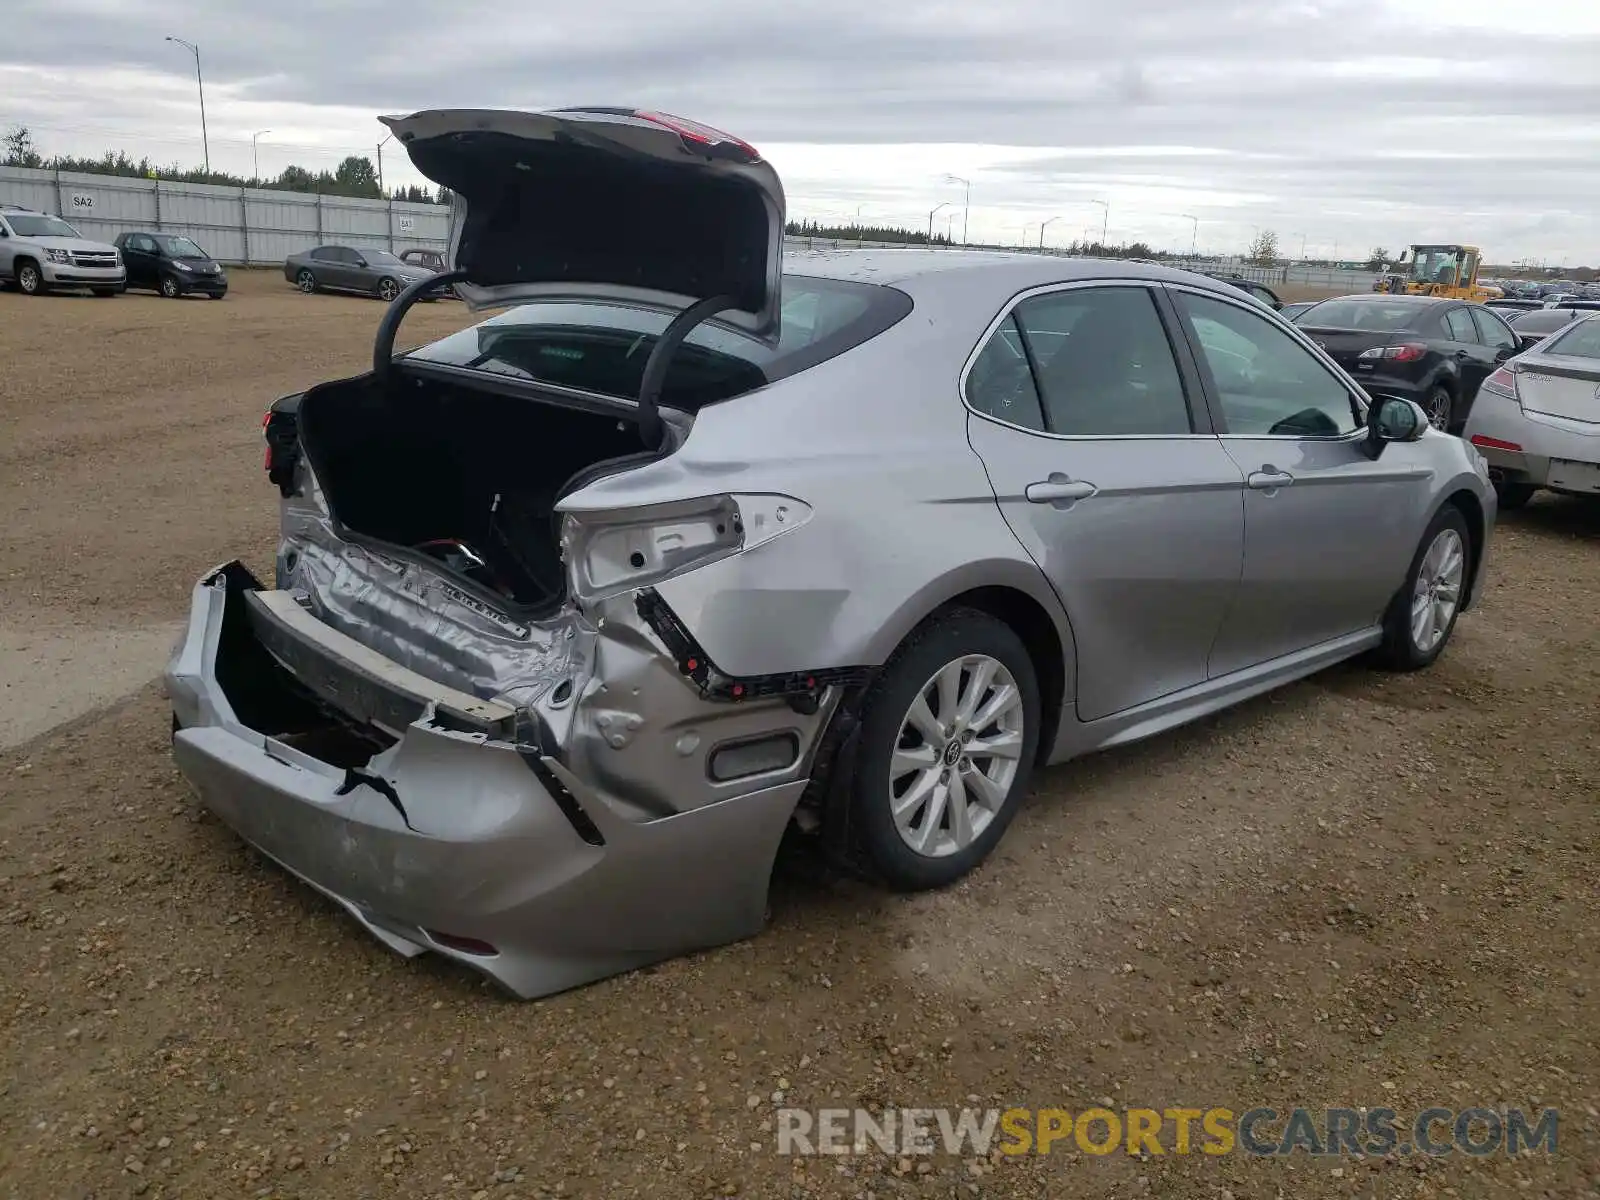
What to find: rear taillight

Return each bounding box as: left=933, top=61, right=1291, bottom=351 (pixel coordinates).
left=262, top=410, right=273, bottom=471
left=1482, top=366, right=1519, bottom=400
left=1358, top=342, right=1428, bottom=363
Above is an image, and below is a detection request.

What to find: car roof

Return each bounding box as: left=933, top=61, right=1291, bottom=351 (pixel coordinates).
left=781, top=249, right=1249, bottom=299
left=1307, top=293, right=1445, bottom=308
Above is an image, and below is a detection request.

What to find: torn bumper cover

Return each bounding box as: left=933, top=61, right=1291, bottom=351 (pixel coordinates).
left=163, top=561, right=809, bottom=999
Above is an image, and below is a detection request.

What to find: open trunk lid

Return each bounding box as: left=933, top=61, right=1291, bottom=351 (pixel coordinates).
left=381, top=107, right=786, bottom=340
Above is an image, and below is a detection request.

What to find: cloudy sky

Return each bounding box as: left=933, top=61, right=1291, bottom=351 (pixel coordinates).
left=6, top=0, right=1599, bottom=264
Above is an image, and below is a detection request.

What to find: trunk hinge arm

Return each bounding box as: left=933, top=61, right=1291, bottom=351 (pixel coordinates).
left=373, top=269, right=471, bottom=380
left=635, top=293, right=738, bottom=450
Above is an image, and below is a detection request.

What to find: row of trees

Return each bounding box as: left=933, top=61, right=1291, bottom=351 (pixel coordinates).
left=2, top=125, right=444, bottom=204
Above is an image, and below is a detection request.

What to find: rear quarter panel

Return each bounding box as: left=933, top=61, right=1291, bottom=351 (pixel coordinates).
left=562, top=277, right=1076, bottom=681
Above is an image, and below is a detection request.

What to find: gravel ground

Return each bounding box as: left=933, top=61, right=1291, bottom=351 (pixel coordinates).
left=1, top=272, right=1597, bottom=1200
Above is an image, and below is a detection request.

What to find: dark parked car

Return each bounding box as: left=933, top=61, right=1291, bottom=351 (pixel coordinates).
left=400, top=248, right=445, bottom=271
left=1503, top=307, right=1583, bottom=349
left=113, top=231, right=227, bottom=298
left=1203, top=272, right=1283, bottom=310
left=283, top=244, right=438, bottom=301
left=1291, top=293, right=1520, bottom=431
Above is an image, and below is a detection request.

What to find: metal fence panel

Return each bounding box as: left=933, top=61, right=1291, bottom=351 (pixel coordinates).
left=3, top=167, right=1377, bottom=289
left=0, top=164, right=451, bottom=266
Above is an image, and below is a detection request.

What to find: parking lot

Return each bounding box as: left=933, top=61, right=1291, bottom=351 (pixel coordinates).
left=1, top=269, right=1597, bottom=1199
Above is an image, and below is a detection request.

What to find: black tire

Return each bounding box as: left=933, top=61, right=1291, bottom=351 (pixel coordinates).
left=16, top=259, right=45, bottom=296
left=377, top=276, right=400, bottom=302
left=160, top=274, right=182, bottom=299
left=1422, top=385, right=1453, bottom=432
left=209, top=291, right=227, bottom=300
left=296, top=269, right=318, bottom=294
left=849, top=609, right=1041, bottom=891
left=1493, top=480, right=1535, bottom=511
left=1376, top=504, right=1471, bottom=671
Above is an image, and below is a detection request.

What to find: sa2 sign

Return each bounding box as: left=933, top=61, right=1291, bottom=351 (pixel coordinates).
left=69, top=192, right=96, bottom=213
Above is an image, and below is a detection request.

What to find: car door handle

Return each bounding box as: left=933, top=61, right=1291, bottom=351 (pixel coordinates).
left=1454, top=349, right=1469, bottom=359
left=1246, top=468, right=1294, bottom=491
left=1025, top=477, right=1097, bottom=505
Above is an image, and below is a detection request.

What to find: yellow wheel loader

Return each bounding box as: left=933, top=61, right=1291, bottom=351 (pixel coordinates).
left=1372, top=244, right=1496, bottom=301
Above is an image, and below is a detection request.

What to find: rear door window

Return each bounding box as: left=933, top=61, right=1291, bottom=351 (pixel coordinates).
left=1009, top=287, right=1194, bottom=435
left=966, top=314, right=1045, bottom=431
left=1470, top=307, right=1517, bottom=352
left=1443, top=308, right=1478, bottom=343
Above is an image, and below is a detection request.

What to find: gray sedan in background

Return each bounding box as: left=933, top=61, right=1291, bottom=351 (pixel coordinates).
left=283, top=244, right=438, bottom=301
left=168, top=106, right=1498, bottom=1000
left=1464, top=312, right=1600, bottom=509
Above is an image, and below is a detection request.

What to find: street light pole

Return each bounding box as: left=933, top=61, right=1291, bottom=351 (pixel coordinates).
left=1091, top=198, right=1109, bottom=247
left=377, top=131, right=394, bottom=196
left=1040, top=215, right=1061, bottom=250
left=944, top=174, right=971, bottom=246
left=928, top=201, right=952, bottom=244
left=252, top=130, right=270, bottom=182
left=165, top=37, right=209, bottom=174
left=1180, top=213, right=1198, bottom=259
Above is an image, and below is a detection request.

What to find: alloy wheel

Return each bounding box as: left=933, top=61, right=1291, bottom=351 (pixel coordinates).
left=1410, top=527, right=1464, bottom=653
left=1424, top=390, right=1452, bottom=431
left=297, top=271, right=316, bottom=293
left=379, top=278, right=400, bottom=302
left=889, top=654, right=1025, bottom=858
left=18, top=264, right=41, bottom=294
left=161, top=276, right=180, bottom=298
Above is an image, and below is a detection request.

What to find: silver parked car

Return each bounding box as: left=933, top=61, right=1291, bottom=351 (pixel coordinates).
left=165, top=107, right=1498, bottom=999
left=1463, top=312, right=1600, bottom=509
left=283, top=243, right=438, bottom=301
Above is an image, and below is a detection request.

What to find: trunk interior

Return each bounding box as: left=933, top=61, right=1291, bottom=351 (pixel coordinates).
left=297, top=369, right=651, bottom=612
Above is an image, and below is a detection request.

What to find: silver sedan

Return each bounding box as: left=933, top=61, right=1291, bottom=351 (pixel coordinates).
left=165, top=106, right=1498, bottom=999
left=1463, top=312, right=1600, bottom=508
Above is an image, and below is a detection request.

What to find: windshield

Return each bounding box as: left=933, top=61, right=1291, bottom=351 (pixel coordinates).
left=1539, top=316, right=1600, bottom=356
left=6, top=213, right=81, bottom=238
left=362, top=249, right=403, bottom=266
left=1408, top=247, right=1463, bottom=285
left=1296, top=300, right=1423, bottom=331
left=406, top=275, right=913, bottom=410
left=1508, top=310, right=1581, bottom=334
left=154, top=235, right=207, bottom=257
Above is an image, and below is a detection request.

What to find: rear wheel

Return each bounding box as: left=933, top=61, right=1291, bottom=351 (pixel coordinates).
left=160, top=274, right=182, bottom=299
left=16, top=260, right=44, bottom=296
left=1493, top=480, right=1535, bottom=510
left=296, top=269, right=317, bottom=294
left=1423, top=386, right=1453, bottom=431
left=849, top=610, right=1041, bottom=891
left=1377, top=504, right=1470, bottom=671
left=377, top=276, right=400, bottom=302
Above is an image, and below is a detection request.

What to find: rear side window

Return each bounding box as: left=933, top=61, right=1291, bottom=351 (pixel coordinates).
left=407, top=274, right=913, bottom=410
left=966, top=286, right=1192, bottom=436
left=1470, top=307, right=1517, bottom=351
left=1542, top=317, right=1600, bottom=358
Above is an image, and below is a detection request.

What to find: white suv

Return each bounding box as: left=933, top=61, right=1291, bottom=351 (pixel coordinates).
left=0, top=205, right=126, bottom=296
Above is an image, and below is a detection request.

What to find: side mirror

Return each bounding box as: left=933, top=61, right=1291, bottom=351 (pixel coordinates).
left=1360, top=394, right=1428, bottom=460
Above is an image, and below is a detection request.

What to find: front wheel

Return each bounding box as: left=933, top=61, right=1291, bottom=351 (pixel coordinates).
left=377, top=276, right=400, bottom=302
left=160, top=274, right=182, bottom=298
left=296, top=269, right=317, bottom=294
left=1376, top=505, right=1471, bottom=671
left=16, top=260, right=45, bottom=296
left=849, top=610, right=1041, bottom=891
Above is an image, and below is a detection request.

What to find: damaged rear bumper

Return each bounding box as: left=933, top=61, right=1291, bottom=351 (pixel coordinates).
left=163, top=561, right=811, bottom=999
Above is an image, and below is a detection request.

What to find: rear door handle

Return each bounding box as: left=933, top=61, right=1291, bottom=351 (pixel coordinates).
left=1025, top=477, right=1097, bottom=505
left=1246, top=468, right=1294, bottom=491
